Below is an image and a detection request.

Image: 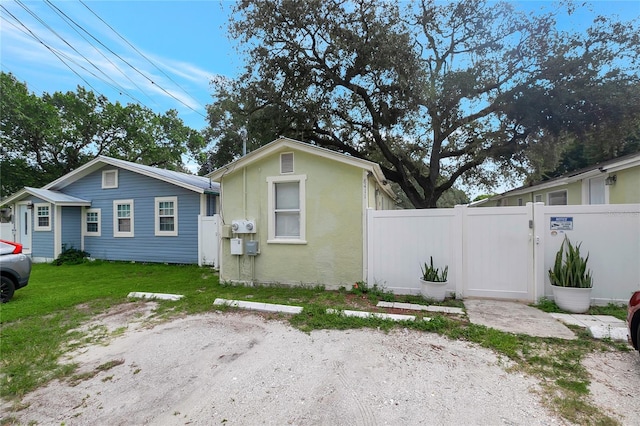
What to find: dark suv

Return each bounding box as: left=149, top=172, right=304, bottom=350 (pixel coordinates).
left=0, top=240, right=32, bottom=302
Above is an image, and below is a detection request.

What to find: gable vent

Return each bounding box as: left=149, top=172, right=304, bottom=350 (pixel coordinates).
left=280, top=152, right=294, bottom=174
left=102, top=170, right=118, bottom=189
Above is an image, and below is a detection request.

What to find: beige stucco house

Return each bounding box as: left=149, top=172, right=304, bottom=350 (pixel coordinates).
left=206, top=137, right=396, bottom=288
left=477, top=153, right=640, bottom=207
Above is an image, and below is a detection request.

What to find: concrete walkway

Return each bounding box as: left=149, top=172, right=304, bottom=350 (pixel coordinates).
left=549, top=312, right=628, bottom=341
left=464, top=299, right=628, bottom=341
left=213, top=297, right=628, bottom=341
left=464, top=299, right=578, bottom=340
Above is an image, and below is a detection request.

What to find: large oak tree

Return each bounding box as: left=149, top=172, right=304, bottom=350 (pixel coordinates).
left=203, top=0, right=640, bottom=207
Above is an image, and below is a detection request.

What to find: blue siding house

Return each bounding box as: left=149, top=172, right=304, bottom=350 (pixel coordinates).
left=2, top=157, right=220, bottom=265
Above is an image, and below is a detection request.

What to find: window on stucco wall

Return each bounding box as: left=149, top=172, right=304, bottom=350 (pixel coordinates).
left=267, top=175, right=307, bottom=244
left=548, top=190, right=567, bottom=205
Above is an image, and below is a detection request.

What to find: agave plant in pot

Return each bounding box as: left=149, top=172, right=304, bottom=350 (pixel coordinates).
left=548, top=236, right=593, bottom=313
left=420, top=256, right=449, bottom=302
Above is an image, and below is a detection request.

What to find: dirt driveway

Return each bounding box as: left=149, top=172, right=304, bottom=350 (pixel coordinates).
left=5, top=304, right=640, bottom=425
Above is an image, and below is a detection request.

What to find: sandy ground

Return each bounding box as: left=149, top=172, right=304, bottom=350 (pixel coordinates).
left=3, top=303, right=639, bottom=426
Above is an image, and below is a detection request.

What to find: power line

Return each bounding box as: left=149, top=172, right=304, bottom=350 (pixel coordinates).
left=13, top=0, right=146, bottom=106
left=43, top=0, right=155, bottom=107
left=0, top=4, right=102, bottom=95
left=76, top=0, right=206, bottom=118
left=5, top=1, right=144, bottom=106
left=79, top=0, right=202, bottom=111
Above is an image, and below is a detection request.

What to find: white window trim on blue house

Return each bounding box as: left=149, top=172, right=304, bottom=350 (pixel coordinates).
left=267, top=175, right=307, bottom=244
left=34, top=203, right=51, bottom=231
left=113, top=199, right=134, bottom=237
left=155, top=196, right=178, bottom=236
left=85, top=208, right=101, bottom=237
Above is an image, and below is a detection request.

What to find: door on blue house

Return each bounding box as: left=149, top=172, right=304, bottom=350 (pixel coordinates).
left=16, top=204, right=32, bottom=252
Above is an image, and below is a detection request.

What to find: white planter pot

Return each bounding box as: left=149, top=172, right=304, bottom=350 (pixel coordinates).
left=552, top=286, right=592, bottom=314
left=420, top=279, right=448, bottom=302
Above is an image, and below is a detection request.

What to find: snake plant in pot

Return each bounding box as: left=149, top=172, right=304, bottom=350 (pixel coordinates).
left=548, top=236, right=593, bottom=313
left=420, top=256, right=449, bottom=301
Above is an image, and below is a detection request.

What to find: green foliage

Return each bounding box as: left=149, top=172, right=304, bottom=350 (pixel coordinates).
left=420, top=256, right=448, bottom=282
left=289, top=305, right=399, bottom=333
left=0, top=72, right=205, bottom=197
left=472, top=194, right=496, bottom=202
left=205, top=0, right=640, bottom=208
left=587, top=303, right=628, bottom=321
left=548, top=237, right=593, bottom=288
left=436, top=187, right=470, bottom=208
left=52, top=245, right=90, bottom=266
left=351, top=281, right=395, bottom=303
left=531, top=297, right=564, bottom=313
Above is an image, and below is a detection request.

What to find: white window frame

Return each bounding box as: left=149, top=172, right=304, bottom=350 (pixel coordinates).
left=102, top=170, right=118, bottom=189
left=34, top=203, right=51, bottom=231
left=113, top=199, right=134, bottom=237
left=517, top=198, right=523, bottom=206
left=547, top=190, right=568, bottom=206
left=534, top=194, right=543, bottom=203
left=155, top=196, right=178, bottom=236
left=582, top=175, right=608, bottom=205
left=85, top=208, right=101, bottom=237
left=267, top=175, right=307, bottom=244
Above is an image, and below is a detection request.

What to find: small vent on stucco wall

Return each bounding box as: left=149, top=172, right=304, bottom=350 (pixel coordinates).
left=281, top=152, right=294, bottom=174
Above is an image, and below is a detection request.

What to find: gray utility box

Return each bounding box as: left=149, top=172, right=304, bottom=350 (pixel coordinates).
left=245, top=240, right=259, bottom=256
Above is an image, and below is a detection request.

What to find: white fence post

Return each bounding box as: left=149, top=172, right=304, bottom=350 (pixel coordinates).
left=532, top=202, right=546, bottom=302
left=453, top=205, right=466, bottom=299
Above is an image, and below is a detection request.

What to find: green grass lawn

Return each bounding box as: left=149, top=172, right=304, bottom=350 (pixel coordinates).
left=0, top=261, right=631, bottom=425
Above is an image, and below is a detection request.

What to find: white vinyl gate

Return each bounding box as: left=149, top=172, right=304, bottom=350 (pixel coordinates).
left=366, top=206, right=534, bottom=301
left=461, top=206, right=534, bottom=300
left=198, top=214, right=220, bottom=267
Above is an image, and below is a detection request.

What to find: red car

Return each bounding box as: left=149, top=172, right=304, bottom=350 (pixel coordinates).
left=629, top=291, right=640, bottom=354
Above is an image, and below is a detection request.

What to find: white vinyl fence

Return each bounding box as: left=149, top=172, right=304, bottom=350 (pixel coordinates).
left=367, top=203, right=640, bottom=304
left=198, top=214, right=220, bottom=267
left=0, top=223, right=13, bottom=241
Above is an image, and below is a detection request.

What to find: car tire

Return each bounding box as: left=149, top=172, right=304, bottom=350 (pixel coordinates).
left=637, top=326, right=640, bottom=355
left=1, top=276, right=15, bottom=303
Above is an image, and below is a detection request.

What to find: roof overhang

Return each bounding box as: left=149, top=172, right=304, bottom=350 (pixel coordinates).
left=207, top=137, right=396, bottom=199
left=1, top=187, right=91, bottom=207
left=43, top=156, right=218, bottom=194
left=490, top=153, right=640, bottom=201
